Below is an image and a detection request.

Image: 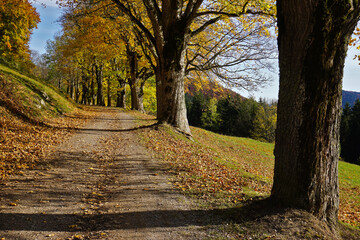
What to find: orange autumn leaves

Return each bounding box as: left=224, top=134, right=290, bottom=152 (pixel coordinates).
left=0, top=106, right=91, bottom=181
left=0, top=74, right=89, bottom=180
left=142, top=124, right=271, bottom=207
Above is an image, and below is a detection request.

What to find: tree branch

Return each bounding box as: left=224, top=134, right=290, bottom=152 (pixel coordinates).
left=111, top=0, right=156, bottom=47
left=190, top=16, right=222, bottom=37
left=195, top=9, right=275, bottom=18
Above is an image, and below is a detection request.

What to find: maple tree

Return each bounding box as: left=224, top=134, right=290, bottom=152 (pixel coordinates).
left=0, top=0, right=40, bottom=67
left=103, top=7, right=155, bottom=111
left=106, top=0, right=276, bottom=136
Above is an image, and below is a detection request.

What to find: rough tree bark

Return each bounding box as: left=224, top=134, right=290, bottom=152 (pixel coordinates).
left=155, top=26, right=191, bottom=135
left=272, top=0, right=360, bottom=228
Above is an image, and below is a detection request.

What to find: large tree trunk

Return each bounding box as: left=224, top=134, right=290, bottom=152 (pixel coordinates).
left=272, top=0, right=360, bottom=228
left=75, top=76, right=80, bottom=103
left=107, top=77, right=111, bottom=107
left=111, top=0, right=194, bottom=136
left=95, top=63, right=105, bottom=106
left=116, top=76, right=126, bottom=108
left=126, top=47, right=143, bottom=111
left=90, top=72, right=95, bottom=105
left=137, top=80, right=145, bottom=113
left=155, top=28, right=191, bottom=136
left=81, top=74, right=89, bottom=105
left=129, top=81, right=140, bottom=110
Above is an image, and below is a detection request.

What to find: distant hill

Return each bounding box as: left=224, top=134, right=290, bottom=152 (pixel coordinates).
left=185, top=80, right=243, bottom=100
left=343, top=90, right=360, bottom=108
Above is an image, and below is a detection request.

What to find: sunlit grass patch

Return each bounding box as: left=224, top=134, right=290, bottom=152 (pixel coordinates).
left=339, top=161, right=360, bottom=227
left=0, top=64, right=76, bottom=119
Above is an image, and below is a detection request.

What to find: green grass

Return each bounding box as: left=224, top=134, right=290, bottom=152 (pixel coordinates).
left=192, top=127, right=274, bottom=182
left=0, top=64, right=76, bottom=119
left=139, top=121, right=360, bottom=237
left=190, top=126, right=360, bottom=228
left=339, top=161, right=360, bottom=187
left=133, top=101, right=360, bottom=231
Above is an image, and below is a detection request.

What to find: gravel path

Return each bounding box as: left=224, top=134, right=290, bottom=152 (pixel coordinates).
left=0, top=107, right=207, bottom=240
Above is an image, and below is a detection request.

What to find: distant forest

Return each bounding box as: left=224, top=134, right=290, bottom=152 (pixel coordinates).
left=185, top=87, right=277, bottom=143
left=186, top=89, right=360, bottom=166
left=341, top=100, right=360, bottom=165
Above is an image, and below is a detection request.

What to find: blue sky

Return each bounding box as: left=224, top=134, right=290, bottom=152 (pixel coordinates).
left=29, top=0, right=360, bottom=100
left=29, top=0, right=63, bottom=55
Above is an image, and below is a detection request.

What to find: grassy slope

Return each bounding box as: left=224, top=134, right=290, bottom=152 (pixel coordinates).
left=192, top=127, right=360, bottom=228
left=0, top=64, right=76, bottom=119
left=0, top=64, right=83, bottom=180
left=137, top=113, right=360, bottom=234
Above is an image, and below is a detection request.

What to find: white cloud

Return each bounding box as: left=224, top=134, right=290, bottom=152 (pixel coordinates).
left=31, top=0, right=59, bottom=8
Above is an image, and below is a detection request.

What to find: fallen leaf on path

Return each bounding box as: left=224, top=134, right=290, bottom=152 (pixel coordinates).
left=68, top=224, right=82, bottom=230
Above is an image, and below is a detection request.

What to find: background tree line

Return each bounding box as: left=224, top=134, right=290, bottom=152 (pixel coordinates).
left=186, top=91, right=277, bottom=143
left=341, top=100, right=360, bottom=165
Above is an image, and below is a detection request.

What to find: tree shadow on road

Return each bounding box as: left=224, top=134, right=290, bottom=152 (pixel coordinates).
left=0, top=198, right=357, bottom=239
left=0, top=199, right=278, bottom=231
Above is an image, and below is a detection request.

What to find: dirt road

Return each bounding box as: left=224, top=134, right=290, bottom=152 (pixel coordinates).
left=0, top=108, right=208, bottom=240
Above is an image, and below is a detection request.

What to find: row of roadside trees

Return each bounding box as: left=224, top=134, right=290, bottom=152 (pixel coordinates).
left=33, top=0, right=277, bottom=137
